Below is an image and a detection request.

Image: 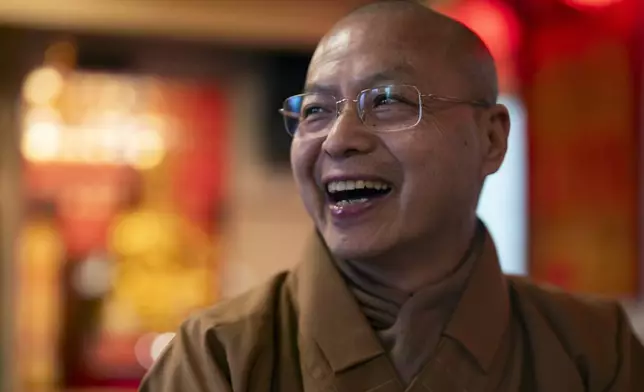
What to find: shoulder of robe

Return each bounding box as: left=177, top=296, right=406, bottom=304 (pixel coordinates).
left=139, top=271, right=292, bottom=391
left=179, top=271, right=291, bottom=372
left=183, top=270, right=292, bottom=339
left=507, top=276, right=621, bottom=333
left=173, top=270, right=292, bottom=372
left=507, top=276, right=633, bottom=384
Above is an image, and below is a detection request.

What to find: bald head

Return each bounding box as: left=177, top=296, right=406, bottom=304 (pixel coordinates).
left=315, top=0, right=498, bottom=104
left=292, top=0, right=511, bottom=273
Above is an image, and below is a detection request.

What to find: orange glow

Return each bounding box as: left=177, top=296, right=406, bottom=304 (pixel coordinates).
left=21, top=123, right=166, bottom=167
left=20, top=71, right=168, bottom=168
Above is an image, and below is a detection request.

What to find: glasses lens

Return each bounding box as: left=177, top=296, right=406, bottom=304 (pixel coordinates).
left=281, top=95, right=303, bottom=136
left=281, top=93, right=336, bottom=137
left=359, top=85, right=421, bottom=132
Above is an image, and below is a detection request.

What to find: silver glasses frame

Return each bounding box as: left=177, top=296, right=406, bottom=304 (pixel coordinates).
left=278, top=84, right=490, bottom=137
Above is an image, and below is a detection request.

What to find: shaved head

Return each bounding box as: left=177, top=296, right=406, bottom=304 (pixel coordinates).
left=317, top=0, right=499, bottom=104
left=291, top=0, right=510, bottom=281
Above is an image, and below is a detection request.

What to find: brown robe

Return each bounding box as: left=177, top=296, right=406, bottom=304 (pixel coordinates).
left=139, top=228, right=644, bottom=391
left=334, top=223, right=484, bottom=386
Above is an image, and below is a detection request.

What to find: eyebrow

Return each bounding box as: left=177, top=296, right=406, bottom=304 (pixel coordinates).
left=303, top=64, right=415, bottom=95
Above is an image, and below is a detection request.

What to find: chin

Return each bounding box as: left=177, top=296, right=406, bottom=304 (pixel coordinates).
left=321, top=227, right=393, bottom=262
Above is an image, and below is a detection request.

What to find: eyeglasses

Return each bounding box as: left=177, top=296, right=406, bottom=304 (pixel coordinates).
left=279, top=84, right=489, bottom=138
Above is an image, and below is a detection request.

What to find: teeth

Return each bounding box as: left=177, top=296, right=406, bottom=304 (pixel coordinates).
left=326, top=179, right=391, bottom=193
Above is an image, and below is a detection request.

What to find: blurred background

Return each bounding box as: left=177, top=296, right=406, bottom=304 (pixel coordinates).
left=0, top=0, right=641, bottom=390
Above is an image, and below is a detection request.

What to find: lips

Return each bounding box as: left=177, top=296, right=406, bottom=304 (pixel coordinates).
left=322, top=177, right=393, bottom=219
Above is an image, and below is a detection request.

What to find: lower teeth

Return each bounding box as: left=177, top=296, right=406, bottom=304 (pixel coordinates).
left=335, top=198, right=368, bottom=206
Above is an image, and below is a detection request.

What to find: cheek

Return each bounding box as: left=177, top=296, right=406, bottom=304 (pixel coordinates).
left=387, top=120, right=479, bottom=196
left=290, top=137, right=323, bottom=189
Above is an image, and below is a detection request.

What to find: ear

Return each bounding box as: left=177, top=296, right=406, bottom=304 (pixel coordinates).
left=480, top=103, right=510, bottom=177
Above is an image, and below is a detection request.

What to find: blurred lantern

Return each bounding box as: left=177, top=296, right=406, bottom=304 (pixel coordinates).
left=438, top=0, right=521, bottom=92
left=562, top=0, right=624, bottom=10
left=440, top=0, right=521, bottom=62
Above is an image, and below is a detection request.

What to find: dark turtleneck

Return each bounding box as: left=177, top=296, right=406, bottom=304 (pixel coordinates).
left=334, top=224, right=485, bottom=386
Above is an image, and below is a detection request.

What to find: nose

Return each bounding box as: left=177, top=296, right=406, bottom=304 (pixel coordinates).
left=321, top=108, right=378, bottom=159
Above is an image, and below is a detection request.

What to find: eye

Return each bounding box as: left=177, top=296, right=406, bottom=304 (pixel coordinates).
left=301, top=105, right=332, bottom=120
left=373, top=94, right=400, bottom=107
left=373, top=92, right=417, bottom=107
left=303, top=106, right=324, bottom=118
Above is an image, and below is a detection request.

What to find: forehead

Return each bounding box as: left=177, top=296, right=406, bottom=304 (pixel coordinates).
left=306, top=18, right=459, bottom=95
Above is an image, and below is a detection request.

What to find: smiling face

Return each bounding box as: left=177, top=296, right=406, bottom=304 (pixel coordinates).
left=290, top=6, right=509, bottom=263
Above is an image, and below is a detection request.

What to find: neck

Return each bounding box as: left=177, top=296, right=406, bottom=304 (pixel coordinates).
left=336, top=217, right=483, bottom=385
left=349, top=217, right=479, bottom=293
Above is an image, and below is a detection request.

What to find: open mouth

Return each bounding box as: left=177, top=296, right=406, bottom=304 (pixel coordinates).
left=325, top=179, right=392, bottom=205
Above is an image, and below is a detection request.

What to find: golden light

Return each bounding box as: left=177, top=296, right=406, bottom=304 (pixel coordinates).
left=21, top=121, right=61, bottom=162
left=97, top=127, right=123, bottom=163
left=21, top=68, right=168, bottom=167
left=22, top=67, right=64, bottom=106
left=99, top=80, right=139, bottom=112
left=110, top=211, right=170, bottom=256
left=18, top=226, right=64, bottom=269
left=22, top=106, right=61, bottom=129
left=131, top=129, right=166, bottom=170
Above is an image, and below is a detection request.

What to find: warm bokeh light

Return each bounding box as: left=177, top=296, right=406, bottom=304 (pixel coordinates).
left=21, top=121, right=61, bottom=162
left=20, top=71, right=168, bottom=168
left=440, top=0, right=520, bottom=60
left=128, top=129, right=166, bottom=170
left=110, top=211, right=177, bottom=256
left=563, top=0, right=624, bottom=9
left=22, top=67, right=65, bottom=106
left=438, top=0, right=521, bottom=91
left=21, top=123, right=166, bottom=167
left=134, top=332, right=175, bottom=370
left=16, top=216, right=64, bottom=388
left=22, top=106, right=61, bottom=128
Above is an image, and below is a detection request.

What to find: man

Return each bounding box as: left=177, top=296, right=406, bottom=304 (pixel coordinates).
left=140, top=1, right=644, bottom=391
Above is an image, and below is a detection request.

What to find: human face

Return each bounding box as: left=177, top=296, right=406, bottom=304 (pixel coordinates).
left=290, top=16, right=506, bottom=263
